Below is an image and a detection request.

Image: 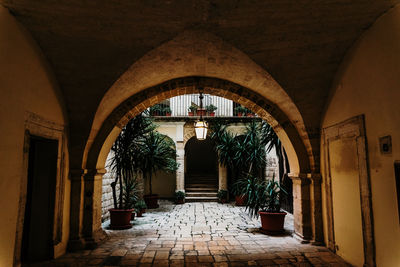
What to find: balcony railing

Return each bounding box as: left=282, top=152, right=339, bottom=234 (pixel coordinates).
left=148, top=94, right=256, bottom=117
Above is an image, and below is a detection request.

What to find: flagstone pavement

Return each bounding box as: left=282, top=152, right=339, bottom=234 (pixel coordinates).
left=30, top=201, right=349, bottom=267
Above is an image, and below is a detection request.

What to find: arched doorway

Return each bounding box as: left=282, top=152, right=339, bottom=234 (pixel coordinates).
left=184, top=137, right=218, bottom=202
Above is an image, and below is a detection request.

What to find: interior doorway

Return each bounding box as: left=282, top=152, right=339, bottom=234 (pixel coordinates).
left=185, top=137, right=218, bottom=201
left=21, top=136, right=58, bottom=263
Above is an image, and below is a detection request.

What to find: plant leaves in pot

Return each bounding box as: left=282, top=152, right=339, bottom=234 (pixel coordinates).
left=240, top=175, right=287, bottom=234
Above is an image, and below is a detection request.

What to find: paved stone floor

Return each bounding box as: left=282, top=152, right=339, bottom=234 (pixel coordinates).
left=33, top=201, right=349, bottom=266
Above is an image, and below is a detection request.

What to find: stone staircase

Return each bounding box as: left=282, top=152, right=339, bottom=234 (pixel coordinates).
left=185, top=174, right=218, bottom=202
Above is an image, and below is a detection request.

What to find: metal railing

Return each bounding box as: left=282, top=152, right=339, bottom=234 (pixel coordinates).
left=148, top=94, right=256, bottom=117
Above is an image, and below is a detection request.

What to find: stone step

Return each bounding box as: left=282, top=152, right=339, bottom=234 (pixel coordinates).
left=185, top=196, right=219, bottom=202
left=185, top=183, right=217, bottom=187
left=185, top=192, right=218, bottom=197
left=185, top=187, right=218, bottom=192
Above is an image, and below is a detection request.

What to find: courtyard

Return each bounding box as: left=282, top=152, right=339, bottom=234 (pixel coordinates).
left=31, top=201, right=349, bottom=267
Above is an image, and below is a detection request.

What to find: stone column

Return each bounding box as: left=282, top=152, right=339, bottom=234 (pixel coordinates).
left=218, top=164, right=227, bottom=191
left=176, top=141, right=185, bottom=192
left=289, top=173, right=312, bottom=243
left=310, top=174, right=323, bottom=245
left=67, top=169, right=85, bottom=251
left=82, top=168, right=108, bottom=249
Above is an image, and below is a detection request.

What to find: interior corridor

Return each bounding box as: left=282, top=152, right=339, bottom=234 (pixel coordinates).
left=28, top=201, right=349, bottom=267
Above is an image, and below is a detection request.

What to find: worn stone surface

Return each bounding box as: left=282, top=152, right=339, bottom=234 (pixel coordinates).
left=36, top=201, right=348, bottom=266
left=101, top=171, right=119, bottom=222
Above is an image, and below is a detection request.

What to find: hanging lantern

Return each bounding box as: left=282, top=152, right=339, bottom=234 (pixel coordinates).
left=195, top=120, right=208, bottom=140
left=194, top=89, right=208, bottom=140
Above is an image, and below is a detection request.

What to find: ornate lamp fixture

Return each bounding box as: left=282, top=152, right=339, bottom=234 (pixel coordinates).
left=194, top=89, right=208, bottom=140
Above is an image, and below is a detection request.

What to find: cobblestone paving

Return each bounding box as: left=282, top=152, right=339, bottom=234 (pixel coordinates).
left=35, top=201, right=349, bottom=267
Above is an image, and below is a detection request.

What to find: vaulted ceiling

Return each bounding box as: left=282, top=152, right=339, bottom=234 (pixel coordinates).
left=2, top=0, right=398, bottom=161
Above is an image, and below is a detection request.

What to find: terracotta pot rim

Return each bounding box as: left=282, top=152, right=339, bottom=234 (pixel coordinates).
left=258, top=211, right=287, bottom=215
left=109, top=208, right=134, bottom=212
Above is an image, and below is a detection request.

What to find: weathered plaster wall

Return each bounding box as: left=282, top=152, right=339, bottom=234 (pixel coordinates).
left=0, top=7, right=69, bottom=266
left=322, top=5, right=400, bottom=267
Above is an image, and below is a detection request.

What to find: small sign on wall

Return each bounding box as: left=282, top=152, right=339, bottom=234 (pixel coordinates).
left=379, top=135, right=392, bottom=154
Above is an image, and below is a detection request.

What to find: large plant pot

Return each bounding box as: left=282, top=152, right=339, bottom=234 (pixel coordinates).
left=259, top=211, right=286, bottom=234
left=144, top=194, right=159, bottom=209
left=109, top=209, right=134, bottom=230
left=235, top=195, right=247, bottom=206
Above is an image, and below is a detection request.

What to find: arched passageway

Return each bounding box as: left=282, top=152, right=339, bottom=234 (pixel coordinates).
left=70, top=76, right=322, bottom=253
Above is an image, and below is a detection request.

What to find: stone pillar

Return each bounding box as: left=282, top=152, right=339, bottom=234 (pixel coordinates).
left=289, top=173, right=312, bottom=243
left=176, top=141, right=185, bottom=192
left=82, top=168, right=108, bottom=249
left=310, top=174, right=324, bottom=245
left=67, top=169, right=85, bottom=251
left=218, top=164, right=227, bottom=191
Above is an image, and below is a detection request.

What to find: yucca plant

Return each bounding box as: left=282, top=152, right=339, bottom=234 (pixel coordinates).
left=109, top=113, right=154, bottom=209
left=138, top=131, right=178, bottom=196
left=239, top=174, right=287, bottom=218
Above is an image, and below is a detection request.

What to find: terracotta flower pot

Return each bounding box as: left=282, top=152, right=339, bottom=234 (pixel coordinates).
left=175, top=198, right=185, bottom=204
left=237, top=113, right=243, bottom=117
left=235, top=195, right=247, bottom=206
left=259, top=211, right=286, bottom=234
left=136, top=208, right=145, bottom=217
left=109, top=209, right=134, bottom=230
left=208, top=112, right=215, bottom=117
left=165, top=112, right=171, bottom=116
left=219, top=198, right=228, bottom=204
left=188, top=112, right=194, bottom=116
left=247, top=113, right=255, bottom=117
left=144, top=194, right=159, bottom=209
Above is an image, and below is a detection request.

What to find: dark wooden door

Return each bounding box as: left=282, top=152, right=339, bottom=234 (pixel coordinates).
left=21, top=136, right=58, bottom=262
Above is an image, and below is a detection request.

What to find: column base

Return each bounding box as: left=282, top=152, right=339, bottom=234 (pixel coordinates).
left=67, top=238, right=86, bottom=252
left=84, top=228, right=109, bottom=249
left=311, top=240, right=324, bottom=246
left=294, top=232, right=311, bottom=244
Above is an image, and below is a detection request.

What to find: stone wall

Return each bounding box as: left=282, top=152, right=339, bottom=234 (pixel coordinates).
left=265, top=156, right=278, bottom=181
left=101, top=171, right=118, bottom=222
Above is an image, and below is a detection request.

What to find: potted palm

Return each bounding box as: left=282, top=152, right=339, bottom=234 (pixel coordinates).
left=149, top=104, right=162, bottom=116
left=241, top=175, right=287, bottom=234
left=163, top=106, right=172, bottom=116
left=245, top=107, right=255, bottom=117
left=174, top=191, right=185, bottom=204
left=188, top=105, right=197, bottom=116
left=231, top=180, right=247, bottom=206
left=139, top=131, right=178, bottom=209
left=234, top=106, right=246, bottom=117
left=108, top=117, right=149, bottom=229
left=217, top=190, right=228, bottom=203
left=206, top=104, right=217, bottom=116
left=135, top=200, right=147, bottom=217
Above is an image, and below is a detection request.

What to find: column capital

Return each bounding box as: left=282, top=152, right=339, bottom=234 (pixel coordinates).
left=84, top=168, right=107, bottom=181
left=69, top=168, right=85, bottom=181
left=288, top=173, right=321, bottom=183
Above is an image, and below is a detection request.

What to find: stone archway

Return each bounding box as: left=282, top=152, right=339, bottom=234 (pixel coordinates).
left=68, top=31, right=322, bottom=251
left=70, top=77, right=321, bottom=251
